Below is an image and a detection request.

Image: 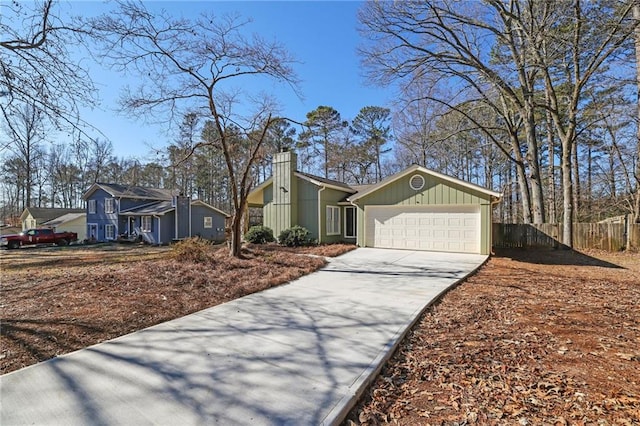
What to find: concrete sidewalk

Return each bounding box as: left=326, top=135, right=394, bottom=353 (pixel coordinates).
left=1, top=248, right=486, bottom=425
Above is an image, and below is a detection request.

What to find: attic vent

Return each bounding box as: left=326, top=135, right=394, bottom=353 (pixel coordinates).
left=409, top=174, right=425, bottom=191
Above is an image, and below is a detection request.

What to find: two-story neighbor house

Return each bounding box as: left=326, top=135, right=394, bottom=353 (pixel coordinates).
left=248, top=151, right=501, bottom=255
left=82, top=183, right=229, bottom=244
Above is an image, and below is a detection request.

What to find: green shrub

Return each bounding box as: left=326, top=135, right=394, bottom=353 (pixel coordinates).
left=245, top=225, right=276, bottom=244
left=172, top=237, right=214, bottom=263
left=278, top=225, right=314, bottom=247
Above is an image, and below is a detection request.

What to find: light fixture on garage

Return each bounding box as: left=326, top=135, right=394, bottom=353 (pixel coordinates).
left=409, top=174, right=425, bottom=191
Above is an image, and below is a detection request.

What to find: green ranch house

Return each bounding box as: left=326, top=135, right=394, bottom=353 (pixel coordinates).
left=248, top=151, right=501, bottom=255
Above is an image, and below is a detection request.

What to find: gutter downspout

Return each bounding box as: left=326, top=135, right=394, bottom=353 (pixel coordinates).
left=174, top=197, right=178, bottom=240
left=349, top=199, right=360, bottom=247
left=317, top=186, right=326, bottom=244
left=117, top=197, right=122, bottom=236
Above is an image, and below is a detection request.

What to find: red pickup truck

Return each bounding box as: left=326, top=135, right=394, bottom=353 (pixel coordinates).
left=1, top=228, right=78, bottom=249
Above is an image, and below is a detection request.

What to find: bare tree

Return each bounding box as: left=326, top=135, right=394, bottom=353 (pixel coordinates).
left=359, top=0, right=546, bottom=224
left=360, top=0, right=637, bottom=248
left=633, top=2, right=640, bottom=222
left=86, top=1, right=299, bottom=257
left=0, top=0, right=95, bottom=134
left=1, top=101, right=47, bottom=209
left=532, top=0, right=637, bottom=246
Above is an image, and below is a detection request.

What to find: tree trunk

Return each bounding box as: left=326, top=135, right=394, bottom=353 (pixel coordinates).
left=229, top=212, right=243, bottom=257
left=572, top=139, right=580, bottom=221
left=546, top=110, right=556, bottom=223
left=634, top=4, right=640, bottom=222
left=524, top=107, right=545, bottom=224
left=509, top=134, right=533, bottom=223
left=561, top=140, right=574, bottom=248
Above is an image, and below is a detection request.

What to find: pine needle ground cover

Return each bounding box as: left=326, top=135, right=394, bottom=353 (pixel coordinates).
left=0, top=243, right=355, bottom=374
left=346, top=249, right=640, bottom=425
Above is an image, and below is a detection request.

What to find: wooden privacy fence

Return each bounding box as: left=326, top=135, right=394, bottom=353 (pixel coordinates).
left=493, top=221, right=640, bottom=251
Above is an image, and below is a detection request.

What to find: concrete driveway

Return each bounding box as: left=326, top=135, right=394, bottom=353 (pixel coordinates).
left=0, top=248, right=486, bottom=425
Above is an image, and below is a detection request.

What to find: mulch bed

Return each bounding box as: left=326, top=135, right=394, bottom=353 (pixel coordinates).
left=344, top=249, right=640, bottom=425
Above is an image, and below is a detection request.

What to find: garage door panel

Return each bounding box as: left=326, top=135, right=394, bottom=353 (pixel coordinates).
left=366, top=205, right=480, bottom=254
left=448, top=218, right=461, bottom=226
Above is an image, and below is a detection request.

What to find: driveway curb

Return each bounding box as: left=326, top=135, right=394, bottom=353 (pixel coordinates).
left=322, top=254, right=490, bottom=425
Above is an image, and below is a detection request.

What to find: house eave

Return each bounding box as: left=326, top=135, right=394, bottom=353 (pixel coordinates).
left=190, top=200, right=231, bottom=218
left=348, top=164, right=502, bottom=202
left=294, top=172, right=356, bottom=193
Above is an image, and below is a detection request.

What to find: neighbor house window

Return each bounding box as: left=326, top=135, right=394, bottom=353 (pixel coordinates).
left=88, top=199, right=96, bottom=214
left=204, top=217, right=213, bottom=228
left=141, top=216, right=152, bottom=232
left=104, top=198, right=115, bottom=214
left=344, top=206, right=356, bottom=238
left=326, top=206, right=340, bottom=235
left=105, top=224, right=115, bottom=240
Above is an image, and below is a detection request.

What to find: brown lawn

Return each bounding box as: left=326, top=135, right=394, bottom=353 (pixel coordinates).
left=0, top=241, right=355, bottom=374
left=344, top=249, right=640, bottom=425
left=3, top=243, right=639, bottom=424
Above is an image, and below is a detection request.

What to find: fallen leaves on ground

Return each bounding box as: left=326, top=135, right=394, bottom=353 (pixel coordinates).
left=0, top=243, right=351, bottom=374
left=344, top=249, right=640, bottom=425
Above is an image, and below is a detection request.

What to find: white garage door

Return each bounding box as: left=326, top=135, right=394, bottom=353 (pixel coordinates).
left=365, top=205, right=481, bottom=253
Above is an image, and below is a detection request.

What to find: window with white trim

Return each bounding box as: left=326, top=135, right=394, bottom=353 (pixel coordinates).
left=88, top=199, right=96, bottom=214
left=204, top=217, right=213, bottom=228
left=344, top=206, right=356, bottom=238
left=326, top=206, right=340, bottom=236
left=105, top=224, right=116, bottom=240
left=104, top=198, right=115, bottom=214
left=141, top=216, right=152, bottom=232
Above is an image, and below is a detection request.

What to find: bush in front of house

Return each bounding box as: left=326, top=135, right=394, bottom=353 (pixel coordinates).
left=245, top=225, right=276, bottom=244
left=278, top=225, right=314, bottom=247
left=172, top=237, right=214, bottom=262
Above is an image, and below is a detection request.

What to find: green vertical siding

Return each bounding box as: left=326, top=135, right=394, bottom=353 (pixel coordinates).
left=318, top=188, right=349, bottom=244
left=354, top=171, right=495, bottom=254
left=270, top=152, right=298, bottom=238
left=356, top=172, right=490, bottom=207
left=297, top=179, right=319, bottom=239
left=480, top=203, right=492, bottom=255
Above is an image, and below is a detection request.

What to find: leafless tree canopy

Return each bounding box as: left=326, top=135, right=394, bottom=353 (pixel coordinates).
left=359, top=0, right=639, bottom=245
left=84, top=0, right=300, bottom=256
left=0, top=0, right=96, bottom=132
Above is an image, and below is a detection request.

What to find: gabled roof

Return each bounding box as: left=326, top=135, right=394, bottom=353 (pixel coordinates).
left=295, top=172, right=356, bottom=193
left=120, top=201, right=175, bottom=216
left=348, top=164, right=501, bottom=202
left=41, top=212, right=86, bottom=227
left=120, top=200, right=231, bottom=217
left=247, top=171, right=356, bottom=206
left=20, top=207, right=85, bottom=223
left=83, top=183, right=176, bottom=201
left=191, top=200, right=230, bottom=217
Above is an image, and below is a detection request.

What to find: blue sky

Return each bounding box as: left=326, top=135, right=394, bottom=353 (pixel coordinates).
left=68, top=1, right=393, bottom=161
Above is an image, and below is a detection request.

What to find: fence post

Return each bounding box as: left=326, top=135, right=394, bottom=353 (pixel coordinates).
left=626, top=214, right=632, bottom=251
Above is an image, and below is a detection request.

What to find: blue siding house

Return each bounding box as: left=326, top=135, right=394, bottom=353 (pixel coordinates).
left=82, top=183, right=228, bottom=244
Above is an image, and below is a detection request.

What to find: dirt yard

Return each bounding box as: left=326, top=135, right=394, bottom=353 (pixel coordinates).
left=344, top=249, right=640, bottom=425
left=0, top=241, right=354, bottom=374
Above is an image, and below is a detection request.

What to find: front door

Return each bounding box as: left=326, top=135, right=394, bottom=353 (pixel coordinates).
left=88, top=224, right=98, bottom=242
